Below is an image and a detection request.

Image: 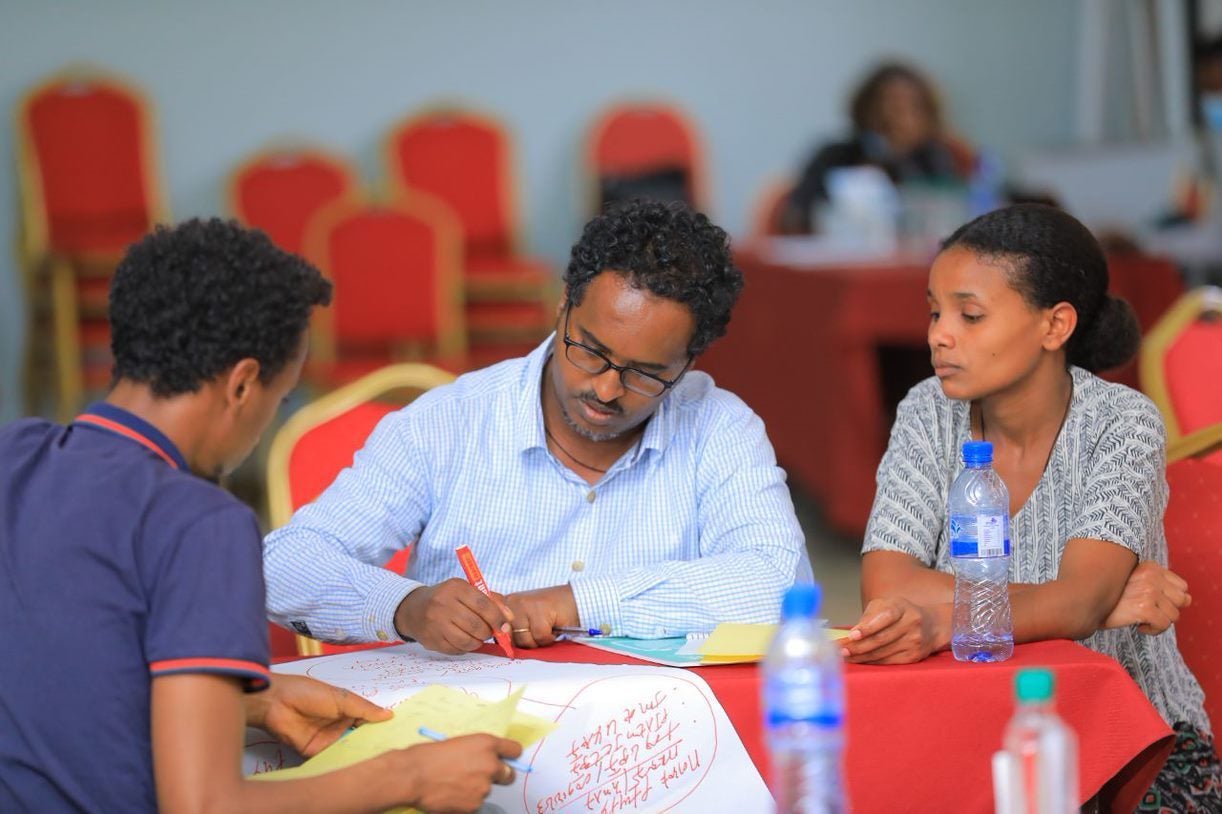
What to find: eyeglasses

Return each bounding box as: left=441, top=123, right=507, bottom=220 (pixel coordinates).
left=561, top=304, right=691, bottom=398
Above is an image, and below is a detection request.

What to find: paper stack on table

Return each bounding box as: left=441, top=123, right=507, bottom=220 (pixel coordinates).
left=572, top=622, right=853, bottom=666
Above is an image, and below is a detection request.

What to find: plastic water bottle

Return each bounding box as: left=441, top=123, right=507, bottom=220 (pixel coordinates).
left=762, top=583, right=846, bottom=813
left=949, top=440, right=1014, bottom=662
left=993, top=668, right=1079, bottom=814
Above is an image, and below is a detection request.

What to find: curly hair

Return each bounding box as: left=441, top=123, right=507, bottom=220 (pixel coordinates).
left=563, top=199, right=742, bottom=357
left=850, top=61, right=944, bottom=135
left=109, top=218, right=332, bottom=396
left=941, top=204, right=1141, bottom=373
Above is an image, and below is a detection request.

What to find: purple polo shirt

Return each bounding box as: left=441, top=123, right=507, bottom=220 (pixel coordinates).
left=0, top=403, right=269, bottom=812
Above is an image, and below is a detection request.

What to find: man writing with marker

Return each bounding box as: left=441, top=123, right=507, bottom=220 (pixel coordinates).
left=264, top=200, right=808, bottom=653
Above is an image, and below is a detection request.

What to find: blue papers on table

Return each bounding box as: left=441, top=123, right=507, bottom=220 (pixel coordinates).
left=571, top=623, right=852, bottom=666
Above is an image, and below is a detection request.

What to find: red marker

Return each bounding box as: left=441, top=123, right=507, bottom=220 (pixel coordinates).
left=455, top=545, right=515, bottom=659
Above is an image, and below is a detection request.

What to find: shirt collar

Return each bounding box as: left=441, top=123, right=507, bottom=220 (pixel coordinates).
left=512, top=334, right=680, bottom=460
left=75, top=402, right=190, bottom=471
left=514, top=337, right=554, bottom=455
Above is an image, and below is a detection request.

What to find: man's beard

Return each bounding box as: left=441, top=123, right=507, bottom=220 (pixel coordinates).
left=559, top=393, right=625, bottom=443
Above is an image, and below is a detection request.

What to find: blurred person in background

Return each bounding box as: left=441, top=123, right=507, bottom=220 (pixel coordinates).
left=781, top=61, right=974, bottom=234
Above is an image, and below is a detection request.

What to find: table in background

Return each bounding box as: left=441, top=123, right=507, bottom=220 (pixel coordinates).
left=504, top=639, right=1172, bottom=814
left=700, top=243, right=1184, bottom=536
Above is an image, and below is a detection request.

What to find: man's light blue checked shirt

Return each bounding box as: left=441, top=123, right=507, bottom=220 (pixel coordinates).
left=264, top=337, right=808, bottom=643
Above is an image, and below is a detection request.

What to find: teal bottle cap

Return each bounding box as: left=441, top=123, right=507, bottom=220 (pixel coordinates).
left=1015, top=668, right=1054, bottom=703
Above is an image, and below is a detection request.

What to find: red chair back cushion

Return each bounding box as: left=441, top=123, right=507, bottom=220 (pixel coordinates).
left=234, top=154, right=353, bottom=255
left=26, top=78, right=153, bottom=254
left=390, top=115, right=510, bottom=258
left=287, top=401, right=396, bottom=509
left=1165, top=318, right=1222, bottom=436
left=285, top=398, right=408, bottom=656
left=323, top=208, right=446, bottom=347
left=1165, top=457, right=1222, bottom=732
left=593, top=105, right=698, bottom=176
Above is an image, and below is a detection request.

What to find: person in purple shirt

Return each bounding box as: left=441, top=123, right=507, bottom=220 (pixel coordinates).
left=0, top=219, right=520, bottom=813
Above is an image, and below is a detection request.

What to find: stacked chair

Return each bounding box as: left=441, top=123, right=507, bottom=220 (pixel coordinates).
left=15, top=67, right=169, bottom=419
left=265, top=363, right=455, bottom=656
left=300, top=195, right=468, bottom=388
left=586, top=100, right=707, bottom=216
left=385, top=107, right=556, bottom=368
left=229, top=144, right=359, bottom=257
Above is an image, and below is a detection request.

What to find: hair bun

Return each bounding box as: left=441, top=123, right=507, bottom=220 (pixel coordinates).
left=1070, top=295, right=1140, bottom=372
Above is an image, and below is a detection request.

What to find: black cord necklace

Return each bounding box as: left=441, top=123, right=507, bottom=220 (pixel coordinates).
left=978, top=377, right=1073, bottom=475
left=544, top=422, right=609, bottom=474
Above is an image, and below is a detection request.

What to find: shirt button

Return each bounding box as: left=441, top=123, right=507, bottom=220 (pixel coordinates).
left=571, top=560, right=585, bottom=572
left=586, top=490, right=596, bottom=503
left=376, top=630, right=389, bottom=641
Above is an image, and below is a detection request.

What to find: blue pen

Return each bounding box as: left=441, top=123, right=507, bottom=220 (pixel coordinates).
left=553, top=625, right=610, bottom=637
left=417, top=726, right=533, bottom=774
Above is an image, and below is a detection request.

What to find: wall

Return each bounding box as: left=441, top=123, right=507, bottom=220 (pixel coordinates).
left=0, top=0, right=1078, bottom=420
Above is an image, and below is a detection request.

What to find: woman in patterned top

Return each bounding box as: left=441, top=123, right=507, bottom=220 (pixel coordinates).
left=842, top=203, right=1219, bottom=810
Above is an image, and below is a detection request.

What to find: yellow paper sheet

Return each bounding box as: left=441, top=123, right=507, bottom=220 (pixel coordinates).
left=254, top=684, right=554, bottom=783
left=698, top=622, right=853, bottom=663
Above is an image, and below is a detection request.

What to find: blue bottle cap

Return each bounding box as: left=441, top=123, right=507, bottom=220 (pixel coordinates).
left=962, top=440, right=993, bottom=464
left=781, top=582, right=821, bottom=620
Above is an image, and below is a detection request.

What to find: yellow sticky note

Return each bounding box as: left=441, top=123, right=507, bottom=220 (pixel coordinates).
left=507, top=709, right=556, bottom=746
left=698, top=622, right=852, bottom=662
left=255, top=684, right=554, bottom=785
left=699, top=622, right=777, bottom=661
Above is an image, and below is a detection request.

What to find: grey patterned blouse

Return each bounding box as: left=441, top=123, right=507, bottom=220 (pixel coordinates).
left=863, top=366, right=1209, bottom=732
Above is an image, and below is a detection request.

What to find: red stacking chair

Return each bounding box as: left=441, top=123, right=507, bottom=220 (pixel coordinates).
left=1141, top=286, right=1222, bottom=464
left=385, top=107, right=556, bottom=365
left=266, top=363, right=456, bottom=656
left=1165, top=446, right=1222, bottom=732
left=229, top=145, right=359, bottom=256
left=586, top=100, right=708, bottom=215
left=301, top=195, right=467, bottom=388
left=15, top=66, right=170, bottom=418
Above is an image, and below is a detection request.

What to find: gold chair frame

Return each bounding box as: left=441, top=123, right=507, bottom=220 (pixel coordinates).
left=266, top=362, right=455, bottom=656
left=301, top=193, right=468, bottom=368
left=1140, top=285, right=1222, bottom=457
left=584, top=98, right=711, bottom=218
left=14, top=65, right=171, bottom=419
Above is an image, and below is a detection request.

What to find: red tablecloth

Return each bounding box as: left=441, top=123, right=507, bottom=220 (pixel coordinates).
left=501, top=639, right=1172, bottom=814
left=700, top=245, right=1184, bottom=536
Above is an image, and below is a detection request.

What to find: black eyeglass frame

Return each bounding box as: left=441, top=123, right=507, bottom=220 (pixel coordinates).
left=560, top=303, right=692, bottom=397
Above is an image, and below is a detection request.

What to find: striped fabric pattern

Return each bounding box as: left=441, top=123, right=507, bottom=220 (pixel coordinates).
left=864, top=368, right=1210, bottom=733
left=264, top=338, right=805, bottom=643
left=149, top=657, right=269, bottom=690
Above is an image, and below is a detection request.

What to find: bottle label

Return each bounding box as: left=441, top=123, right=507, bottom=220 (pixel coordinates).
left=949, top=513, right=1010, bottom=558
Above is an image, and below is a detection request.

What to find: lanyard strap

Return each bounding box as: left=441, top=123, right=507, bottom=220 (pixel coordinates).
left=74, top=414, right=181, bottom=470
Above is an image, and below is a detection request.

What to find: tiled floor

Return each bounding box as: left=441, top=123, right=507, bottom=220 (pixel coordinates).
left=790, top=484, right=864, bottom=627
